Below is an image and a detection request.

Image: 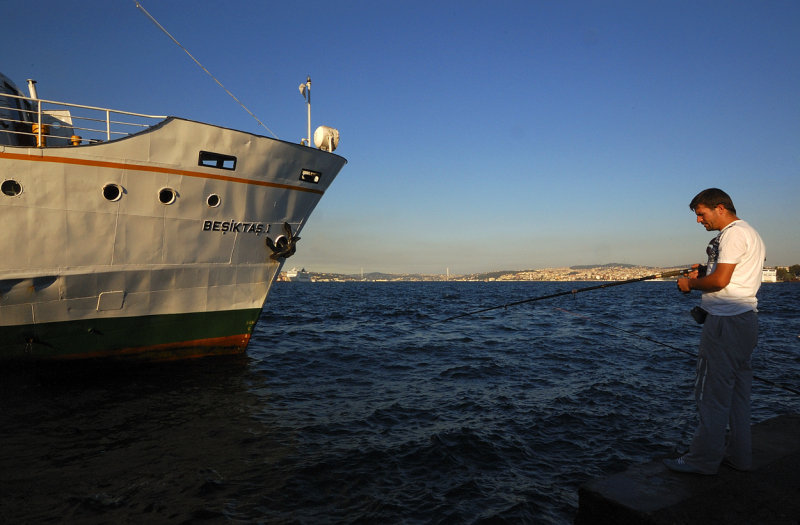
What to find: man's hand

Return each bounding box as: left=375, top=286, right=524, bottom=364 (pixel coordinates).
left=677, top=264, right=700, bottom=293
left=677, top=263, right=736, bottom=294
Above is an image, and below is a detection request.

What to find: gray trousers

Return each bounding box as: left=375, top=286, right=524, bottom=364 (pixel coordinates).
left=685, top=310, right=758, bottom=474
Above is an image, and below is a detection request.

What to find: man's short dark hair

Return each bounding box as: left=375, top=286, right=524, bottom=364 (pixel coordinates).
left=689, top=188, right=736, bottom=214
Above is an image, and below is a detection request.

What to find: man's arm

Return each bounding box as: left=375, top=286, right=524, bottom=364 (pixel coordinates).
left=677, top=262, right=735, bottom=293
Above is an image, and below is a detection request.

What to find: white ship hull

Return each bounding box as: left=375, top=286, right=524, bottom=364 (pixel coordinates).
left=0, top=79, right=345, bottom=360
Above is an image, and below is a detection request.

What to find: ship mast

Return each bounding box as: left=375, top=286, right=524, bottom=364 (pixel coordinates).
left=299, top=76, right=311, bottom=146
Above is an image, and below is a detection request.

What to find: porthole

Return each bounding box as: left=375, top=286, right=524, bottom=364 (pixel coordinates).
left=102, top=183, right=123, bottom=202
left=1, top=179, right=22, bottom=197
left=206, top=193, right=221, bottom=207
left=158, top=187, right=177, bottom=205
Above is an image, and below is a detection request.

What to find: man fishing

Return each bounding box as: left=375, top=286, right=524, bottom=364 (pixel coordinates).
left=664, top=188, right=766, bottom=475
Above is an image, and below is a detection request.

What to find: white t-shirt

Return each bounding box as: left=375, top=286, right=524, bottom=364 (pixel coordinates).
left=701, top=220, right=766, bottom=316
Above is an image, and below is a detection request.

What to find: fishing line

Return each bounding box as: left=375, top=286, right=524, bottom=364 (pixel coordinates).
left=428, top=269, right=691, bottom=326
left=553, top=306, right=800, bottom=397
left=133, top=1, right=279, bottom=138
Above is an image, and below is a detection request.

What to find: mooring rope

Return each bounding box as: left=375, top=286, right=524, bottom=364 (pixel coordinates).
left=553, top=306, right=800, bottom=397
left=133, top=1, right=279, bottom=138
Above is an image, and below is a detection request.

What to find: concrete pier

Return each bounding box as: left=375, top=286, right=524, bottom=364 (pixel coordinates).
left=575, top=414, right=800, bottom=524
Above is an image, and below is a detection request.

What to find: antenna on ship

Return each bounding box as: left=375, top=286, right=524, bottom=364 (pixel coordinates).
left=297, top=76, right=340, bottom=152
left=299, top=76, right=311, bottom=146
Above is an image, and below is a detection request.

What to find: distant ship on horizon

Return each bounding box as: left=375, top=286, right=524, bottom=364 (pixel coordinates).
left=285, top=268, right=312, bottom=282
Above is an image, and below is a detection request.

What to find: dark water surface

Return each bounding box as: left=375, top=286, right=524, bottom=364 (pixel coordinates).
left=2, top=282, right=798, bottom=523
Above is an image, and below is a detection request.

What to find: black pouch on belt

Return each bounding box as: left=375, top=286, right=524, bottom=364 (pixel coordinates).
left=690, top=306, right=708, bottom=324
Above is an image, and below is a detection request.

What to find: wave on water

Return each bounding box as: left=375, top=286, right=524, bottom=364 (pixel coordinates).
left=1, top=281, right=797, bottom=523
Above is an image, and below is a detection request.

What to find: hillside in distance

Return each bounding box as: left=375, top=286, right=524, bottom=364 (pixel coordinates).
left=297, top=264, right=690, bottom=283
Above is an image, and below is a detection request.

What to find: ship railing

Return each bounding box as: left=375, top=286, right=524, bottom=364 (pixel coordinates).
left=0, top=91, right=167, bottom=147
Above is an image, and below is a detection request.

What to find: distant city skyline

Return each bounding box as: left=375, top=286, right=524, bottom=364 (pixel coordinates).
left=286, top=261, right=792, bottom=279
left=3, top=1, right=798, bottom=274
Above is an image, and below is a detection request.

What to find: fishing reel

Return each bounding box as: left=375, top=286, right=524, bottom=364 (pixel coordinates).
left=686, top=265, right=708, bottom=323
left=690, top=306, right=708, bottom=324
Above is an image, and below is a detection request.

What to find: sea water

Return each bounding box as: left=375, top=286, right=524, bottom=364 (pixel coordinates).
left=1, top=281, right=797, bottom=523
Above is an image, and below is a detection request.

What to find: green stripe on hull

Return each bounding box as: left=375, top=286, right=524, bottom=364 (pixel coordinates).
left=0, top=308, right=263, bottom=361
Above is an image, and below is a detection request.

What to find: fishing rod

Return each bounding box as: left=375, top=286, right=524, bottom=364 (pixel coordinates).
left=554, top=306, right=800, bottom=396
left=430, top=268, right=691, bottom=325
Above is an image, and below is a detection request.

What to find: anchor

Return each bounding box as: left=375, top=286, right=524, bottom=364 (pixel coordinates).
left=266, top=222, right=300, bottom=260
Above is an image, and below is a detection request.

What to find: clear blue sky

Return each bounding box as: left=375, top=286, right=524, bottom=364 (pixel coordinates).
left=5, top=1, right=798, bottom=274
